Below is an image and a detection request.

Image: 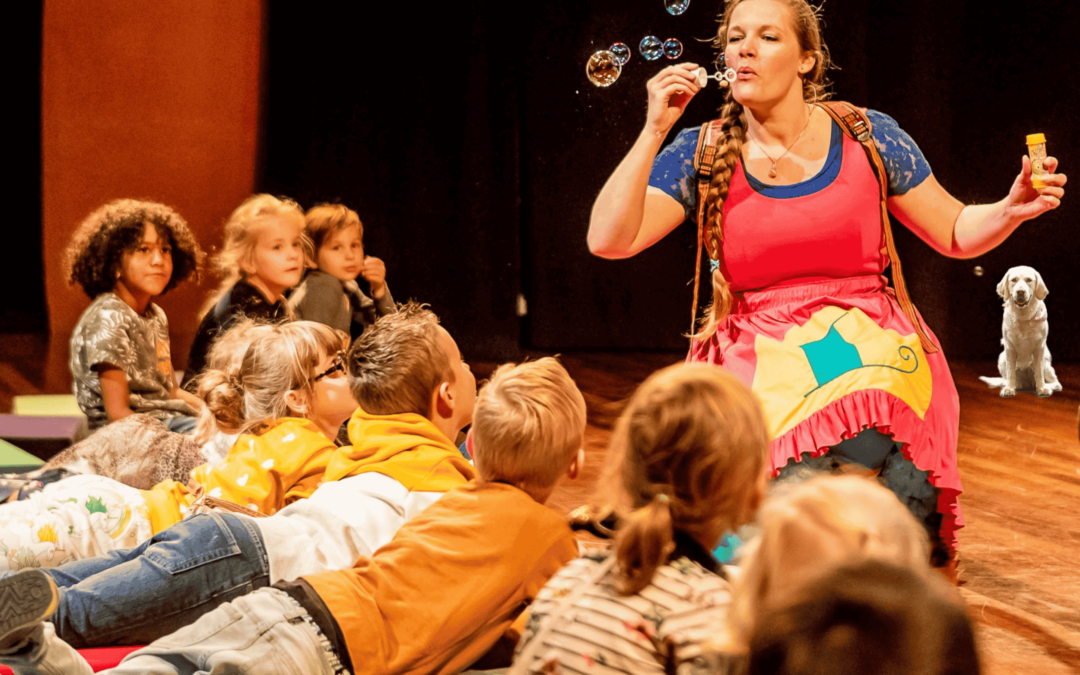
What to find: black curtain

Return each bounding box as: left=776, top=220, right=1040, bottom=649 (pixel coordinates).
left=5, top=0, right=46, bottom=334
left=262, top=0, right=1079, bottom=360
left=261, top=1, right=524, bottom=359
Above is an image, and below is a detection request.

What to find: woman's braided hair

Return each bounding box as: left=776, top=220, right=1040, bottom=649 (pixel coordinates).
left=694, top=0, right=832, bottom=340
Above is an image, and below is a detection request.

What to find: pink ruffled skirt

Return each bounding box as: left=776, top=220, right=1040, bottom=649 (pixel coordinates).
left=689, top=275, right=963, bottom=551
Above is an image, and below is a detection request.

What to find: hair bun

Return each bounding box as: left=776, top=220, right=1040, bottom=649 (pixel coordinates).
left=196, top=368, right=246, bottom=432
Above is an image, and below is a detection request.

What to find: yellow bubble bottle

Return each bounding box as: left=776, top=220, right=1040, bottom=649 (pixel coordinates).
left=1026, top=133, right=1048, bottom=189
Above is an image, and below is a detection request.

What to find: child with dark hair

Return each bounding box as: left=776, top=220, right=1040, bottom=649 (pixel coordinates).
left=748, top=560, right=979, bottom=675
left=289, top=203, right=397, bottom=340
left=65, top=199, right=206, bottom=433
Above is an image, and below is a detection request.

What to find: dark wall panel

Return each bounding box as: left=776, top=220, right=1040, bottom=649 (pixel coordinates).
left=42, top=0, right=263, bottom=379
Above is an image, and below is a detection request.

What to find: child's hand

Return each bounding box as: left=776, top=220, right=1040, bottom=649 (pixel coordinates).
left=362, top=256, right=388, bottom=299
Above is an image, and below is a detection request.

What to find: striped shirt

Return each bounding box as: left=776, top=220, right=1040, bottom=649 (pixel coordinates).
left=509, top=533, right=740, bottom=675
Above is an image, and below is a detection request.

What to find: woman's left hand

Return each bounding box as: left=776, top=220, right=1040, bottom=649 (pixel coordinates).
left=1005, top=155, right=1066, bottom=222
left=362, top=256, right=387, bottom=299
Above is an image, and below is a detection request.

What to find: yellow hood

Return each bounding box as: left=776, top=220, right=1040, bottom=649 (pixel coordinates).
left=323, top=408, right=476, bottom=491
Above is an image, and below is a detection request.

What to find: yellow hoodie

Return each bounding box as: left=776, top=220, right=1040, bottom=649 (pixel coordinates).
left=141, top=417, right=336, bottom=533
left=323, top=407, right=477, bottom=489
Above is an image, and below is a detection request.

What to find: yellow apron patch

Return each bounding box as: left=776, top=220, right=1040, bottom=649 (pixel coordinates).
left=752, top=306, right=932, bottom=440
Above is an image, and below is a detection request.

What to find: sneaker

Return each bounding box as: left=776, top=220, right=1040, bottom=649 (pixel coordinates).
left=0, top=570, right=58, bottom=652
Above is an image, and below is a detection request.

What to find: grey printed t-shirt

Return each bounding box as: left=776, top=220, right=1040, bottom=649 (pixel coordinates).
left=69, top=293, right=193, bottom=430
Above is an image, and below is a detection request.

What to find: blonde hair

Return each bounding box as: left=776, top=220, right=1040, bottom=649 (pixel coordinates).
left=203, top=194, right=309, bottom=315
left=609, top=363, right=769, bottom=595
left=471, top=357, right=586, bottom=492
left=194, top=320, right=348, bottom=439
left=346, top=302, right=453, bottom=417
left=728, top=475, right=930, bottom=649
left=304, top=204, right=364, bottom=255
left=695, top=0, right=832, bottom=340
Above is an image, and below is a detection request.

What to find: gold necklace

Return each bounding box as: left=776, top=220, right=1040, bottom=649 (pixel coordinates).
left=747, top=104, right=814, bottom=178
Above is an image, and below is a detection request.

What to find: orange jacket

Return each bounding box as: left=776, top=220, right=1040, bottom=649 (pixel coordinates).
left=304, top=481, right=577, bottom=675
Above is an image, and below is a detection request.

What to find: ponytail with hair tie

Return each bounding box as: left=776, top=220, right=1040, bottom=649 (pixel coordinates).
left=614, top=489, right=677, bottom=595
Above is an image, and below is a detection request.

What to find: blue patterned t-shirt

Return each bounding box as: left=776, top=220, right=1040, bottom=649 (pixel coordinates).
left=648, top=109, right=932, bottom=216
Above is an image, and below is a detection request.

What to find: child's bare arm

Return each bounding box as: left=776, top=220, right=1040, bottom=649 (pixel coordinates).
left=171, top=385, right=204, bottom=412
left=98, top=365, right=135, bottom=422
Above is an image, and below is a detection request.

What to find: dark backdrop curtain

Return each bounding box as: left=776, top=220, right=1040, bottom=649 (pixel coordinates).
left=261, top=0, right=1079, bottom=360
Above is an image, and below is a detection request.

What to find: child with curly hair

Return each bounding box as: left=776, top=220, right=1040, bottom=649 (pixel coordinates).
left=182, top=194, right=307, bottom=387
left=289, top=204, right=397, bottom=341
left=66, top=199, right=206, bottom=433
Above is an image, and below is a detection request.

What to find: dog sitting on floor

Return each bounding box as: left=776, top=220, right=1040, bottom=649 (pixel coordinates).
left=979, top=265, right=1062, bottom=398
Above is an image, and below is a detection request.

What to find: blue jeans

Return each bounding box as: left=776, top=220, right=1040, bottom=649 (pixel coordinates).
left=165, top=415, right=199, bottom=434
left=17, top=512, right=270, bottom=649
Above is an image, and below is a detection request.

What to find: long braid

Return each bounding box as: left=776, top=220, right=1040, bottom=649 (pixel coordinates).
left=692, top=97, right=747, bottom=340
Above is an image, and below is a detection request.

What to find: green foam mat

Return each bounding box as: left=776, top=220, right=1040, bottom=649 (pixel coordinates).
left=0, top=438, right=44, bottom=468
left=12, top=395, right=85, bottom=418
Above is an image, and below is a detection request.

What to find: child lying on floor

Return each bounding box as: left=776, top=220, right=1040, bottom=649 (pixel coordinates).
left=0, top=321, right=272, bottom=501
left=0, top=304, right=476, bottom=652
left=0, top=356, right=585, bottom=675
left=0, top=320, right=352, bottom=570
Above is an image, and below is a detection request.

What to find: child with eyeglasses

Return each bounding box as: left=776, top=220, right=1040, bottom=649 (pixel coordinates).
left=0, top=321, right=354, bottom=571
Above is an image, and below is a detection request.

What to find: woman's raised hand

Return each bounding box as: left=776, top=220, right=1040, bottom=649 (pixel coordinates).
left=1005, top=155, right=1067, bottom=222
left=645, top=63, right=702, bottom=138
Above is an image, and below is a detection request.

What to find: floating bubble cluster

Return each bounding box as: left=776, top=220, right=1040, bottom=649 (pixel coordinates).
left=662, top=38, right=683, bottom=59
left=665, top=0, right=690, bottom=15
left=639, top=36, right=663, bottom=61
left=586, top=50, right=622, bottom=87
left=610, top=42, right=630, bottom=66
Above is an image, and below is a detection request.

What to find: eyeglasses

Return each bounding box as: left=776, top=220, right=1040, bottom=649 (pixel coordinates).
left=314, top=351, right=346, bottom=382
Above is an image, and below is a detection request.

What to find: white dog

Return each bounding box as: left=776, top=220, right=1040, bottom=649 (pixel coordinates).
left=979, top=266, right=1062, bottom=397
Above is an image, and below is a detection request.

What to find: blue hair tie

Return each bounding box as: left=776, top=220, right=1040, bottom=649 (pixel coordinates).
left=709, top=258, right=720, bottom=273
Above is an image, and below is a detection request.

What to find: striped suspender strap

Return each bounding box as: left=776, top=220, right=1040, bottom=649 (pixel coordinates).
left=818, top=101, right=939, bottom=354
left=690, top=120, right=724, bottom=334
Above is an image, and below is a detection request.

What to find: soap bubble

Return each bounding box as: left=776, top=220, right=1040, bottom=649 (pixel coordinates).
left=665, top=0, right=690, bottom=15
left=974, top=266, right=984, bottom=277
left=662, top=38, right=683, bottom=59
left=640, top=36, right=663, bottom=61
left=610, top=42, right=630, bottom=66
left=586, top=50, right=621, bottom=87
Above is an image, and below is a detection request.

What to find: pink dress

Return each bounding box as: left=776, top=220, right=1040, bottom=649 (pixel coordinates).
left=688, top=131, right=963, bottom=550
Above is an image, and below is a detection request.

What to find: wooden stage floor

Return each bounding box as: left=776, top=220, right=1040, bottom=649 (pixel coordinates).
left=1, top=336, right=1077, bottom=673
left=543, top=353, right=1080, bottom=675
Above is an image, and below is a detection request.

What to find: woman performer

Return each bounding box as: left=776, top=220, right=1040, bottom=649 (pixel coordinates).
left=587, top=0, right=1066, bottom=564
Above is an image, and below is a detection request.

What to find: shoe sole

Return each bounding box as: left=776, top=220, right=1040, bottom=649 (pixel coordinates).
left=0, top=570, right=58, bottom=643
